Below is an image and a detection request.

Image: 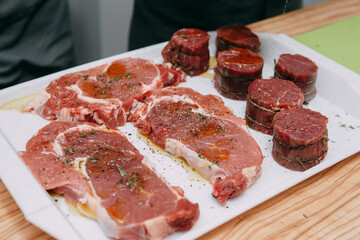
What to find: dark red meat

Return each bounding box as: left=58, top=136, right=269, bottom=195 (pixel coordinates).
left=162, top=43, right=210, bottom=75
left=275, top=54, right=318, bottom=102
left=170, top=28, right=210, bottom=55
left=23, top=58, right=186, bottom=127
left=214, top=68, right=253, bottom=100
left=162, top=28, right=210, bottom=76
left=272, top=108, right=328, bottom=171
left=130, top=87, right=263, bottom=205
left=214, top=48, right=263, bottom=100
left=216, top=24, right=260, bottom=54
left=19, top=121, right=199, bottom=239
left=246, top=79, right=304, bottom=135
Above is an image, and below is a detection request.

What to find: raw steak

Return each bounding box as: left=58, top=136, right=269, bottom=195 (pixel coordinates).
left=19, top=121, right=199, bottom=240
left=162, top=28, right=210, bottom=76
left=272, top=108, right=328, bottom=171
left=216, top=24, right=260, bottom=54
left=168, top=28, right=210, bottom=55
left=130, top=87, right=263, bottom=205
left=275, top=54, right=318, bottom=102
left=246, top=79, right=304, bottom=135
left=23, top=58, right=186, bottom=127
left=214, top=48, right=263, bottom=100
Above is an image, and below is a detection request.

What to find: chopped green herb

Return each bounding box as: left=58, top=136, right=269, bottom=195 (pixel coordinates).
left=87, top=156, right=98, bottom=162
left=83, top=74, right=89, bottom=80
left=117, top=165, right=127, bottom=177
left=198, top=154, right=205, bottom=159
left=80, top=133, right=86, bottom=138
left=103, top=146, right=107, bottom=151
left=72, top=146, right=77, bottom=152
left=303, top=101, right=309, bottom=105
left=65, top=147, right=72, bottom=154
left=180, top=33, right=187, bottom=38
left=303, top=214, right=308, bottom=218
left=340, top=124, right=359, bottom=129
left=125, top=72, right=132, bottom=78
left=216, top=125, right=222, bottom=131
left=208, top=165, right=212, bottom=169
left=116, top=198, right=121, bottom=202
left=213, top=160, right=219, bottom=164
left=90, top=131, right=95, bottom=135
left=197, top=113, right=206, bottom=120
left=100, top=90, right=107, bottom=94
left=128, top=84, right=137, bottom=89
left=63, top=159, right=71, bottom=164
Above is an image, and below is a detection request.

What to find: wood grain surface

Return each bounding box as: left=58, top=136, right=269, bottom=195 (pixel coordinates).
left=1, top=0, right=360, bottom=239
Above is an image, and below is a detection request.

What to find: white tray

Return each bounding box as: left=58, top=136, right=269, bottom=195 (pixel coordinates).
left=1, top=32, right=360, bottom=240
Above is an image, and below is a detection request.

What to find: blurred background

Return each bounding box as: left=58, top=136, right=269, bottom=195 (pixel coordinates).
left=69, top=0, right=326, bottom=64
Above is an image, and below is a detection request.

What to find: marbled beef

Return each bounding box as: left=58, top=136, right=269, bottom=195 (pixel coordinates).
left=19, top=121, right=199, bottom=240
left=272, top=108, right=328, bottom=171
left=214, top=48, right=263, bottom=100
left=131, top=87, right=263, bottom=205
left=23, top=58, right=186, bottom=127
left=246, top=79, right=304, bottom=135
left=275, top=54, right=318, bottom=102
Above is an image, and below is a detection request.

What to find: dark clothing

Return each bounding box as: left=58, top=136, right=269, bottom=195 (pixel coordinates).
left=129, top=0, right=302, bottom=50
left=0, top=0, right=76, bottom=89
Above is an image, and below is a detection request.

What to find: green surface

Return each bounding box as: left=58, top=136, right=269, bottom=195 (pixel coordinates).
left=294, top=14, right=360, bottom=74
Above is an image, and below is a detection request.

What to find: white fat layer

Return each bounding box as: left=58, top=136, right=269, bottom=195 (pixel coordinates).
left=145, top=94, right=207, bottom=117
left=165, top=139, right=226, bottom=183
left=24, top=90, right=51, bottom=113
left=93, top=112, right=105, bottom=125
left=57, top=108, right=92, bottom=122
left=51, top=139, right=64, bottom=156
left=143, top=216, right=172, bottom=239
left=242, top=166, right=260, bottom=188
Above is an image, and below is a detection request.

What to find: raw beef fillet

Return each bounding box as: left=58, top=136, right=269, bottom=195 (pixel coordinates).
left=19, top=121, right=199, bottom=240
left=214, top=48, right=263, bottom=100
left=130, top=87, right=263, bottom=205
left=272, top=108, right=328, bottom=171
left=246, top=79, right=304, bottom=135
left=275, top=54, right=318, bottom=102
left=216, top=24, right=260, bottom=54
left=162, top=28, right=210, bottom=76
left=23, top=58, right=186, bottom=127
